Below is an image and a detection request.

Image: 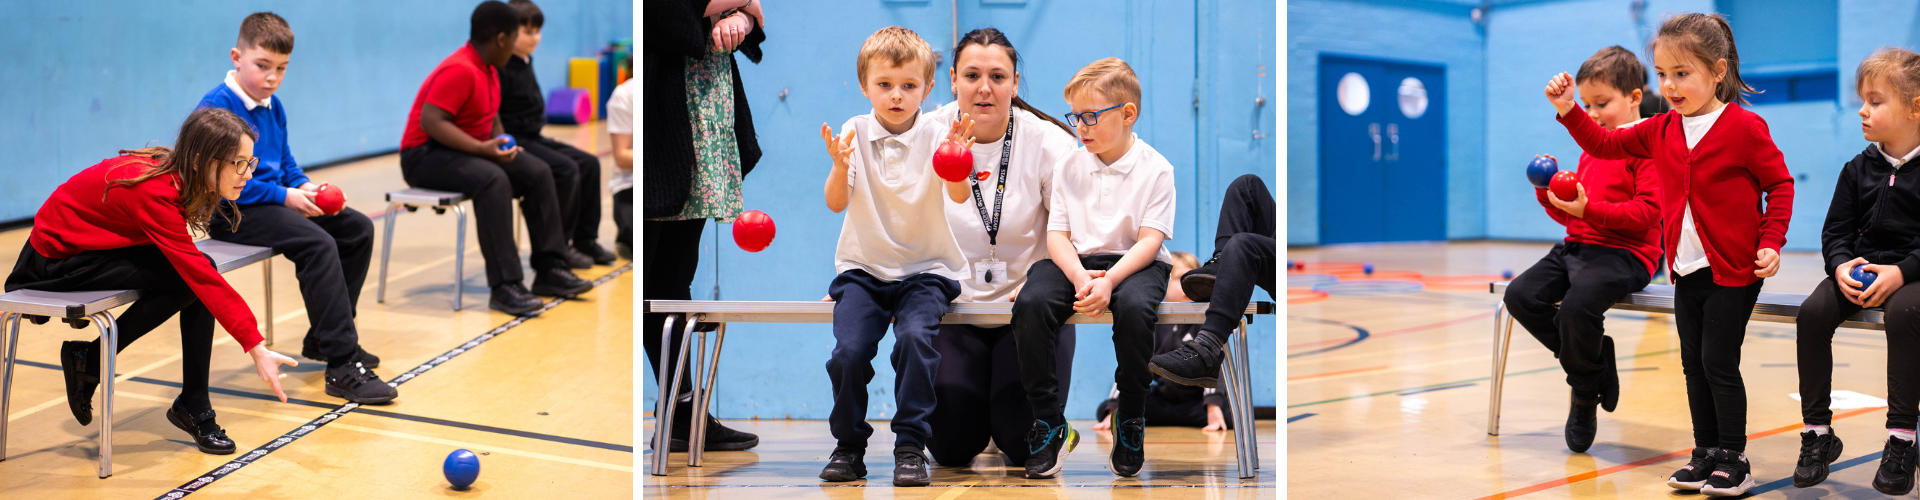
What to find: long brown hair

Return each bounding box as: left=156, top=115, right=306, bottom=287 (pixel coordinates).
left=1650, top=12, right=1756, bottom=106
left=108, top=107, right=256, bottom=234
left=952, top=28, right=1074, bottom=135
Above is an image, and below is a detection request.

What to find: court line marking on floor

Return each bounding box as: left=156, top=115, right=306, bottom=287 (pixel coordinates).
left=1286, top=317, right=1369, bottom=358
left=156, top=263, right=630, bottom=499
left=115, top=391, right=631, bottom=473
left=931, top=477, right=984, bottom=500
left=1286, top=413, right=1316, bottom=423
left=1471, top=406, right=1886, bottom=500
left=646, top=484, right=1279, bottom=488
left=1747, top=450, right=1883, bottom=496
left=1286, top=348, right=1680, bottom=409
left=1288, top=310, right=1494, bottom=350
left=1287, top=365, right=1387, bottom=381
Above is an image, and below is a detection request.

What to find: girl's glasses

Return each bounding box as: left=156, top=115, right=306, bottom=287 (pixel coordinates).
left=228, top=157, right=259, bottom=177
left=1063, top=103, right=1125, bottom=128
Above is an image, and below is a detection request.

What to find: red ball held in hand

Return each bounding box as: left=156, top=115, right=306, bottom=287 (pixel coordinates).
left=732, top=210, right=776, bottom=253
left=932, top=141, right=973, bottom=182
left=313, top=183, right=346, bottom=215
left=1549, top=171, right=1579, bottom=202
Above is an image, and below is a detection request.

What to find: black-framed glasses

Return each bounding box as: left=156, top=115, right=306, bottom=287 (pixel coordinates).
left=1063, top=103, right=1125, bottom=128
left=227, top=157, right=259, bottom=177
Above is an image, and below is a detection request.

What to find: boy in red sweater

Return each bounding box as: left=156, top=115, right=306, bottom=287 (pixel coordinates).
left=1504, top=46, right=1661, bottom=454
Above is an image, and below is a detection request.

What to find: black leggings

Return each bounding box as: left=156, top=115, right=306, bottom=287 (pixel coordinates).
left=5, top=242, right=217, bottom=411
left=927, top=323, right=1075, bottom=466
left=642, top=218, right=704, bottom=412
left=1798, top=276, right=1920, bottom=430
left=1674, top=268, right=1763, bottom=451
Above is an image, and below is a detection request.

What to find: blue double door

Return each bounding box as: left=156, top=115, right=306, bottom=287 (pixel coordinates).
left=1319, top=55, right=1446, bottom=244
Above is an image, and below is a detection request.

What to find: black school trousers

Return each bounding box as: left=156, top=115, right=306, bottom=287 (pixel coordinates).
left=824, top=270, right=961, bottom=450
left=641, top=218, right=703, bottom=417
left=926, top=323, right=1075, bottom=466
left=5, top=242, right=218, bottom=411
left=1502, top=242, right=1650, bottom=398
left=1674, top=268, right=1764, bottom=451
left=1798, top=277, right=1920, bottom=430
left=518, top=136, right=602, bottom=247
left=1203, top=175, right=1277, bottom=338
left=399, top=140, right=567, bottom=287
left=209, top=204, right=373, bottom=367
left=1014, top=255, right=1171, bottom=421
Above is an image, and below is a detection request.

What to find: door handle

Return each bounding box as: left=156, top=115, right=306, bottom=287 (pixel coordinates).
left=1387, top=123, right=1400, bottom=161
left=1369, top=123, right=1382, bottom=161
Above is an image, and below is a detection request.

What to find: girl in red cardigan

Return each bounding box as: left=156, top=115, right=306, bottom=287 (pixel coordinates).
left=1545, top=13, right=1794, bottom=497
left=4, top=108, right=299, bottom=455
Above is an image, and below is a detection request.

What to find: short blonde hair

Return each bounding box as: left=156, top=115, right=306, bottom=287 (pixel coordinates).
left=1064, top=57, right=1142, bottom=110
left=857, top=26, right=936, bottom=85
left=1171, top=251, right=1199, bottom=271
left=1858, top=47, right=1920, bottom=111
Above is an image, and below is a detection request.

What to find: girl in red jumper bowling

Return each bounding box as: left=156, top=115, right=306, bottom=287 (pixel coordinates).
left=4, top=107, right=300, bottom=455
left=1545, top=13, right=1794, bottom=497
left=1504, top=45, right=1661, bottom=456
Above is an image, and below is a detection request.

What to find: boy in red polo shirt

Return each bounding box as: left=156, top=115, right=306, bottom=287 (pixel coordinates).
left=399, top=0, right=590, bottom=315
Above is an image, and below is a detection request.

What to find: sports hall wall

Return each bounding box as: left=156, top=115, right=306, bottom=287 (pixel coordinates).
left=661, top=0, right=1279, bottom=420
left=0, top=0, right=632, bottom=224
left=1290, top=0, right=1911, bottom=253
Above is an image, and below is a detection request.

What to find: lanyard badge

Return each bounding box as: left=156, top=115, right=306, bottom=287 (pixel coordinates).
left=971, top=119, right=1015, bottom=284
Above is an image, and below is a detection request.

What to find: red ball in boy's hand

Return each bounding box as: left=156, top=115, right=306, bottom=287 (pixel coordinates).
left=313, top=183, right=346, bottom=215
left=733, top=210, right=776, bottom=252
left=1549, top=171, right=1579, bottom=202
left=932, top=141, right=973, bottom=182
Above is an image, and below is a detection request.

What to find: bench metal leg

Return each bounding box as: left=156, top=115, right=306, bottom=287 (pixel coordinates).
left=1488, top=303, right=1515, bottom=436
left=93, top=311, right=116, bottom=478
left=453, top=205, right=468, bottom=311
left=1238, top=319, right=1257, bottom=471
left=263, top=257, right=274, bottom=347
left=1221, top=320, right=1254, bottom=479
left=689, top=323, right=727, bottom=467
left=0, top=312, right=19, bottom=462
left=651, top=315, right=699, bottom=476
left=377, top=201, right=401, bottom=305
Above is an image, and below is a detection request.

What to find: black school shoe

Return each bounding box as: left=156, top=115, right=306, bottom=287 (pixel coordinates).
left=490, top=284, right=544, bottom=315
left=165, top=403, right=236, bottom=455
left=1179, top=257, right=1219, bottom=302
left=1875, top=435, right=1918, bottom=495
left=302, top=345, right=380, bottom=370
left=894, top=445, right=932, bottom=487
left=1149, top=333, right=1227, bottom=389
left=1792, top=430, right=1844, bottom=488
left=1700, top=448, right=1756, bottom=497
left=530, top=267, right=593, bottom=297
left=1023, top=419, right=1080, bottom=479
left=562, top=248, right=594, bottom=269
left=576, top=242, right=619, bottom=264
left=1110, top=416, right=1146, bottom=477
left=1566, top=391, right=1599, bottom=453
left=1599, top=336, right=1619, bottom=413
left=667, top=417, right=762, bottom=452
left=325, top=362, right=398, bottom=405
left=819, top=447, right=867, bottom=482
left=59, top=341, right=100, bottom=426
left=1668, top=447, right=1720, bottom=490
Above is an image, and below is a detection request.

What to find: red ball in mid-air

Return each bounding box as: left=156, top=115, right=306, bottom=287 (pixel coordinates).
left=932, top=141, right=973, bottom=182
left=1549, top=170, right=1580, bottom=202
left=313, top=183, right=346, bottom=215
left=733, top=210, right=776, bottom=252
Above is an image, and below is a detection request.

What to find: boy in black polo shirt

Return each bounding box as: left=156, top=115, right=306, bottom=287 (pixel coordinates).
left=398, top=0, right=591, bottom=314
left=498, top=0, right=616, bottom=267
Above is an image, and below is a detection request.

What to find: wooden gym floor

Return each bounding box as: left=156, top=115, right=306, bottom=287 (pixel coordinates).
left=0, top=124, right=632, bottom=499
left=1288, top=241, right=1900, bottom=499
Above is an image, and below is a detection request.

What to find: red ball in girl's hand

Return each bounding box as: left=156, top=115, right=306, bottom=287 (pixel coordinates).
left=313, top=184, right=346, bottom=215
left=932, top=141, right=973, bottom=182
left=733, top=210, right=776, bottom=252
left=1549, top=171, right=1580, bottom=202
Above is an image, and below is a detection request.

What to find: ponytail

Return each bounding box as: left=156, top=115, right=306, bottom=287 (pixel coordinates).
left=1651, top=12, right=1757, bottom=106
left=1014, top=96, right=1073, bottom=135
left=1707, top=14, right=1755, bottom=106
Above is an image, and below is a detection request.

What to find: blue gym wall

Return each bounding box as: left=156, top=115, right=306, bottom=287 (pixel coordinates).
left=1290, top=0, right=1916, bottom=254
left=647, top=0, right=1279, bottom=421
left=0, top=0, right=632, bottom=223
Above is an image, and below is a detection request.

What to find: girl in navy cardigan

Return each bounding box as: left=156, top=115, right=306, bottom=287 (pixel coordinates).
left=1545, top=13, right=1793, bottom=497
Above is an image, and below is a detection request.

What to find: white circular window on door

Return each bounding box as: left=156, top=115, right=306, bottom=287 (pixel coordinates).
left=1398, top=77, right=1428, bottom=119
left=1336, top=72, right=1369, bottom=116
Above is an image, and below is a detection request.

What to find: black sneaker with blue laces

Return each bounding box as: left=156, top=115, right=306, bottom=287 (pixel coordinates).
left=1110, top=416, right=1146, bottom=477
left=1023, top=418, right=1080, bottom=479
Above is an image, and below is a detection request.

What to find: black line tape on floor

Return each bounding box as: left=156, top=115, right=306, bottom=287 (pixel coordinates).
left=157, top=263, right=631, bottom=499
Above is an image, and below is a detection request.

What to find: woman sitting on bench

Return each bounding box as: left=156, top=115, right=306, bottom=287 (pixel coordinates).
left=3, top=107, right=300, bottom=455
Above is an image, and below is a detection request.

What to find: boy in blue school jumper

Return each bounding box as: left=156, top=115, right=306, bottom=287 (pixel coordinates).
left=197, top=12, right=395, bottom=405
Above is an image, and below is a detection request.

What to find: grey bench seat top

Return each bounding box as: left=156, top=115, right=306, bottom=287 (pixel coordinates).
left=385, top=188, right=468, bottom=206
left=0, top=240, right=274, bottom=319
left=1489, top=281, right=1885, bottom=331
left=646, top=300, right=1274, bottom=325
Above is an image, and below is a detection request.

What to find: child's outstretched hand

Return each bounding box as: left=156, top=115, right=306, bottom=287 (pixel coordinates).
left=820, top=123, right=857, bottom=167
left=1754, top=248, right=1781, bottom=278
left=946, top=112, right=978, bottom=150
left=1861, top=264, right=1906, bottom=308
left=247, top=345, right=299, bottom=403
left=1092, top=413, right=1113, bottom=430
left=1203, top=404, right=1228, bottom=432
left=1544, top=72, right=1578, bottom=117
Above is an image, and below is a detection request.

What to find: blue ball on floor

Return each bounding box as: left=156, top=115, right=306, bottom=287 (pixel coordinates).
left=1502, top=269, right=1514, bottom=280
left=445, top=449, right=481, bottom=490
left=1852, top=267, right=1878, bottom=288
left=1363, top=263, right=1374, bottom=275
left=496, top=133, right=516, bottom=152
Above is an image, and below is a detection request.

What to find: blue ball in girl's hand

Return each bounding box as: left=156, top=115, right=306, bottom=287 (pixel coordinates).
left=1852, top=266, right=1878, bottom=288
left=1526, top=155, right=1559, bottom=188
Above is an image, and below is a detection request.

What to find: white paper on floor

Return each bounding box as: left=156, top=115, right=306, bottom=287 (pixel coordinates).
left=1790, top=390, right=1889, bottom=409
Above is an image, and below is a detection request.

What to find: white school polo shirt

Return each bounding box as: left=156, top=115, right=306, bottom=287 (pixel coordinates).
left=1047, top=134, right=1175, bottom=264
left=832, top=111, right=971, bottom=282
left=926, top=103, right=1080, bottom=302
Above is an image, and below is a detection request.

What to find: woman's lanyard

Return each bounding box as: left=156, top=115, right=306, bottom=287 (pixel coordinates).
left=970, top=119, right=1015, bottom=282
